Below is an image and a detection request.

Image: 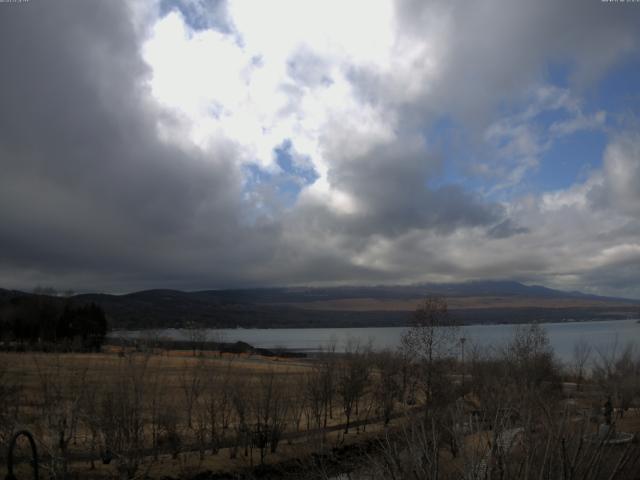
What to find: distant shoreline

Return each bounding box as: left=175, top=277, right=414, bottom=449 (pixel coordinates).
left=108, top=315, right=640, bottom=333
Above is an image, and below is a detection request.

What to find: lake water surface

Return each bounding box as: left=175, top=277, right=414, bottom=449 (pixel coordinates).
left=113, top=318, right=640, bottom=364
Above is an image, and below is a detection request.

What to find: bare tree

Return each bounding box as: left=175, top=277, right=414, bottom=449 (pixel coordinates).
left=287, top=373, right=308, bottom=439
left=78, top=375, right=103, bottom=470
left=593, top=341, right=640, bottom=419
left=304, top=368, right=325, bottom=435
left=179, top=357, right=206, bottom=429
left=230, top=376, right=249, bottom=460
left=0, top=360, right=21, bottom=460
left=146, top=358, right=167, bottom=460
left=372, top=350, right=402, bottom=425
left=157, top=407, right=182, bottom=460
left=247, top=370, right=290, bottom=464
left=468, top=343, right=510, bottom=424
left=500, top=323, right=561, bottom=429
left=315, top=342, right=337, bottom=428
left=33, top=354, right=87, bottom=479
left=401, top=296, right=459, bottom=405
left=337, top=340, right=370, bottom=434
left=572, top=337, right=592, bottom=392
left=505, top=323, right=558, bottom=390
left=203, top=359, right=234, bottom=455
left=209, top=328, right=226, bottom=357
left=185, top=321, right=209, bottom=356
left=360, top=369, right=640, bottom=480
left=368, top=416, right=443, bottom=479
left=193, top=394, right=209, bottom=461
left=97, top=354, right=150, bottom=479
left=139, top=329, right=164, bottom=354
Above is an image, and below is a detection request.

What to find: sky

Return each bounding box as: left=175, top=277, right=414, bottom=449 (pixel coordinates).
left=1, top=0, right=640, bottom=297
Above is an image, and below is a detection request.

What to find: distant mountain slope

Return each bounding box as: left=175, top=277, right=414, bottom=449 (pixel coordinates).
left=192, top=280, right=635, bottom=303
left=0, top=288, right=30, bottom=301
left=71, top=281, right=639, bottom=329
left=3, top=282, right=639, bottom=329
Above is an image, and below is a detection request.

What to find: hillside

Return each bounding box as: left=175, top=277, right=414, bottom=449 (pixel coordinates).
left=2, top=282, right=638, bottom=330
left=60, top=281, right=640, bottom=329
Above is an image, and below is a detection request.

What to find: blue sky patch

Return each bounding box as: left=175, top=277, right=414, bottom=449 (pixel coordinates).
left=242, top=140, right=319, bottom=212
left=159, top=0, right=232, bottom=33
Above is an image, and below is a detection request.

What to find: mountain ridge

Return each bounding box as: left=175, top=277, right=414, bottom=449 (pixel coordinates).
left=2, top=281, right=639, bottom=329
left=80, top=280, right=638, bottom=302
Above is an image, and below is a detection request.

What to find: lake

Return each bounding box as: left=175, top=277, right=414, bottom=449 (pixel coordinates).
left=111, top=318, right=640, bottom=364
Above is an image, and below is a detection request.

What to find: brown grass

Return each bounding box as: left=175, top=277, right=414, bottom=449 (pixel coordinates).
left=0, top=349, right=400, bottom=479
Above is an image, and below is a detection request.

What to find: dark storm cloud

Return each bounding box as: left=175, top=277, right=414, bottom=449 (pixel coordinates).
left=0, top=0, right=274, bottom=291
left=325, top=138, right=502, bottom=236
left=1, top=0, right=639, bottom=296
left=0, top=0, right=510, bottom=292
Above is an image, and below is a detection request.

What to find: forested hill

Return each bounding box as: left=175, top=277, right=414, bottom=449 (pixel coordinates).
left=2, top=281, right=637, bottom=330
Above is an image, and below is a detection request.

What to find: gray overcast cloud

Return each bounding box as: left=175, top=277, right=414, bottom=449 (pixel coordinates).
left=1, top=0, right=640, bottom=297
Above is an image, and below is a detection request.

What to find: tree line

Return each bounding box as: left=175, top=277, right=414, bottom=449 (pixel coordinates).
left=0, top=294, right=108, bottom=350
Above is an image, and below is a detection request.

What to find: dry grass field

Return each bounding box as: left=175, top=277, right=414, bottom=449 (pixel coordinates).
left=0, top=348, right=406, bottom=479
left=3, top=332, right=640, bottom=480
